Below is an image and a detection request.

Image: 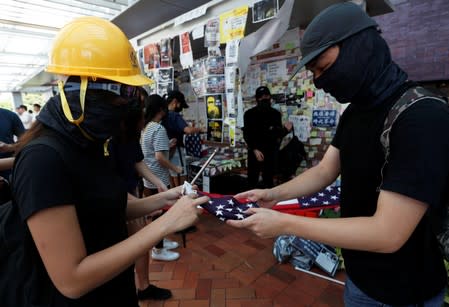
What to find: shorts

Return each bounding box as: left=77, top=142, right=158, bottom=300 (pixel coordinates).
left=169, top=147, right=187, bottom=177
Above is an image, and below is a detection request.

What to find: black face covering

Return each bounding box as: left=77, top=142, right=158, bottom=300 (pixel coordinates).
left=257, top=99, right=271, bottom=108
left=313, top=28, right=408, bottom=107
left=37, top=90, right=126, bottom=148
left=174, top=106, right=183, bottom=113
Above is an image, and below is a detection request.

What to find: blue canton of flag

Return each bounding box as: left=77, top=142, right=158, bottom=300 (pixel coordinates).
left=185, top=134, right=202, bottom=157
left=198, top=192, right=259, bottom=221
left=298, top=186, right=340, bottom=209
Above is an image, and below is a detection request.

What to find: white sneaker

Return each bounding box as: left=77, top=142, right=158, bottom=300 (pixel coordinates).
left=163, top=238, right=179, bottom=250
left=151, top=248, right=180, bottom=261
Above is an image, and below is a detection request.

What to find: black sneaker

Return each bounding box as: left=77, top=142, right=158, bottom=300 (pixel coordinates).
left=137, top=284, right=172, bottom=300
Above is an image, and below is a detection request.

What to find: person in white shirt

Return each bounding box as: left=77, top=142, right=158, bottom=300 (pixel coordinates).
left=32, top=104, right=41, bottom=122
left=16, top=105, right=33, bottom=129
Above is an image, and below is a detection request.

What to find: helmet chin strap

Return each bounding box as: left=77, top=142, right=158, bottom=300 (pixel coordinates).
left=58, top=76, right=94, bottom=141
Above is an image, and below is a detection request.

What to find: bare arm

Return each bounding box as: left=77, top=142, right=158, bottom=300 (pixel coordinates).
left=155, top=151, right=181, bottom=174
left=183, top=126, right=203, bottom=135
left=27, top=194, right=208, bottom=299
left=0, top=157, right=14, bottom=171
left=0, top=142, right=17, bottom=154
left=126, top=187, right=182, bottom=219
left=273, top=145, right=340, bottom=200
left=236, top=145, right=341, bottom=207
left=229, top=190, right=428, bottom=253
left=135, top=160, right=167, bottom=192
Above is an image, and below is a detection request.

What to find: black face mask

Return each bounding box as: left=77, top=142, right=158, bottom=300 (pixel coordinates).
left=38, top=91, right=126, bottom=148
left=258, top=99, right=271, bottom=108
left=174, top=106, right=183, bottom=113
left=313, top=28, right=407, bottom=107
left=313, top=50, right=354, bottom=104
left=80, top=97, right=126, bottom=141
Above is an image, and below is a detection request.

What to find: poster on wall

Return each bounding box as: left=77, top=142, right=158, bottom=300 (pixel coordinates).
left=289, top=115, right=311, bottom=143
left=206, top=75, right=225, bottom=94
left=312, top=110, right=337, bottom=128
left=206, top=94, right=223, bottom=119
left=191, top=79, right=206, bottom=97
left=179, top=32, right=194, bottom=69
left=219, top=5, right=249, bottom=44
left=253, top=0, right=279, bottom=23
left=157, top=67, right=173, bottom=83
left=143, top=43, right=160, bottom=70
left=159, top=38, right=172, bottom=68
left=207, top=120, right=223, bottom=142
left=225, top=39, right=240, bottom=64
left=190, top=59, right=206, bottom=80
left=204, top=18, right=220, bottom=47
left=206, top=56, right=225, bottom=75
left=157, top=82, right=173, bottom=96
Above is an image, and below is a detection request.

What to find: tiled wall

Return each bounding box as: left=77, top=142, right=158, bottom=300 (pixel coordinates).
left=374, top=0, right=449, bottom=81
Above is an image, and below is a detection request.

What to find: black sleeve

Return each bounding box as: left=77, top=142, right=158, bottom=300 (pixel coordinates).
left=134, top=141, right=144, bottom=163
left=331, top=105, right=352, bottom=149
left=273, top=110, right=289, bottom=139
left=381, top=100, right=449, bottom=207
left=13, top=144, right=76, bottom=221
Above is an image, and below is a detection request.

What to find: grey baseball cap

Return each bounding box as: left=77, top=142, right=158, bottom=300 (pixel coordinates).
left=291, top=2, right=378, bottom=79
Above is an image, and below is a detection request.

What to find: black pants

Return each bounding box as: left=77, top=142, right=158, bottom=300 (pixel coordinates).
left=247, top=148, right=277, bottom=189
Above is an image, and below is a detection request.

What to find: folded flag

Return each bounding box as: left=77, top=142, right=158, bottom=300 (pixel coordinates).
left=273, top=186, right=340, bottom=212
left=198, top=192, right=259, bottom=221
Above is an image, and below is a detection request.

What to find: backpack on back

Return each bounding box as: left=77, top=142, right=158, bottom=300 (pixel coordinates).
left=379, top=86, right=449, bottom=260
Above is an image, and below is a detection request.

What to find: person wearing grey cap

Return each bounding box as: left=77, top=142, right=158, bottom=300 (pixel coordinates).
left=228, top=2, right=449, bottom=306
left=243, top=86, right=292, bottom=189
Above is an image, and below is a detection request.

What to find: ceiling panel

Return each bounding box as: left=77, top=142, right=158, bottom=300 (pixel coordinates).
left=0, top=0, right=131, bottom=93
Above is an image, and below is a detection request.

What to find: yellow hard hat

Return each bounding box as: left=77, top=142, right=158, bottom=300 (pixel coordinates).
left=46, top=16, right=151, bottom=86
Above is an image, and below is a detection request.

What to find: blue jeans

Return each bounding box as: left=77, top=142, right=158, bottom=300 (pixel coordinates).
left=344, top=277, right=445, bottom=307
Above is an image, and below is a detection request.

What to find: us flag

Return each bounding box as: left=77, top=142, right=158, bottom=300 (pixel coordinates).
left=198, top=192, right=259, bottom=221
left=273, top=186, right=340, bottom=212
left=298, top=186, right=340, bottom=209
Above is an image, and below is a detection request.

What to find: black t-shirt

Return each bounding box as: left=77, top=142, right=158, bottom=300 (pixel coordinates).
left=109, top=138, right=144, bottom=194
left=243, top=105, right=285, bottom=152
left=11, top=133, right=138, bottom=307
left=332, top=84, right=449, bottom=305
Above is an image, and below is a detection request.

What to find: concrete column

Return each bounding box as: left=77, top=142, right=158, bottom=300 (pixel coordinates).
left=12, top=91, right=23, bottom=109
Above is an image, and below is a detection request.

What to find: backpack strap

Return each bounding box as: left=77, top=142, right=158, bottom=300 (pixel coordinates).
left=377, top=86, right=448, bottom=191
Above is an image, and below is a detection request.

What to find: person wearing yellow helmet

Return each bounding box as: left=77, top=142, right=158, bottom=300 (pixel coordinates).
left=1, top=16, right=208, bottom=306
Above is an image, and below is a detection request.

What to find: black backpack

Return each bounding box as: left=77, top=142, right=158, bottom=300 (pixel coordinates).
left=379, top=86, right=449, bottom=260
left=278, top=130, right=307, bottom=180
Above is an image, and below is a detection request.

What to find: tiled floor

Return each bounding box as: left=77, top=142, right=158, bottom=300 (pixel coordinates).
left=140, top=212, right=346, bottom=307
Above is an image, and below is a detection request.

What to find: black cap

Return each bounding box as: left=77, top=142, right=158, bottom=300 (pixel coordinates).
left=166, top=90, right=188, bottom=109
left=255, top=86, right=271, bottom=99
left=291, top=2, right=378, bottom=79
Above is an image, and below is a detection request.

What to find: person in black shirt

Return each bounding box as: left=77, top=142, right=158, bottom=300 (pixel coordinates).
left=243, top=86, right=292, bottom=188
left=3, top=17, right=208, bottom=307
left=228, top=3, right=449, bottom=306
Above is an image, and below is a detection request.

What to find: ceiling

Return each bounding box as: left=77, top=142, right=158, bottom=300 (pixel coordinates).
left=0, top=0, right=134, bottom=93
left=2, top=0, right=394, bottom=94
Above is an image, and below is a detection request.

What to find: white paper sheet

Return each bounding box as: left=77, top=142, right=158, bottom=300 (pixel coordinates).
left=237, top=0, right=294, bottom=77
